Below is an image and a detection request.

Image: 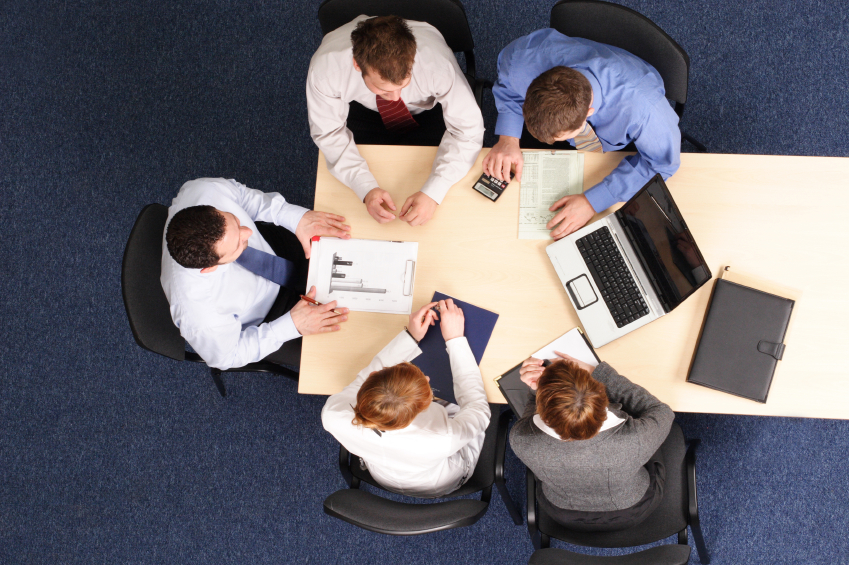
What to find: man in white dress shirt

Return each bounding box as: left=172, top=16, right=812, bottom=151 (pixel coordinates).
left=160, top=178, right=351, bottom=370
left=321, top=298, right=491, bottom=497
left=307, top=15, right=484, bottom=227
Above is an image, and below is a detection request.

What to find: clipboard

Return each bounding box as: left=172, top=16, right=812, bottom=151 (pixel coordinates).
left=494, top=327, right=600, bottom=416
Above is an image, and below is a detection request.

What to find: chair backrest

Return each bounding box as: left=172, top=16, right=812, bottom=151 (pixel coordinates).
left=550, top=0, right=689, bottom=106
left=121, top=203, right=186, bottom=361
left=317, top=0, right=474, bottom=53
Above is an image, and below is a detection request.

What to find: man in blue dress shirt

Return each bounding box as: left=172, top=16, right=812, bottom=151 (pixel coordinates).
left=482, top=29, right=681, bottom=239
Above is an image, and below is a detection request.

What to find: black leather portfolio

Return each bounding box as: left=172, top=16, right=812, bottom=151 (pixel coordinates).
left=687, top=278, right=794, bottom=403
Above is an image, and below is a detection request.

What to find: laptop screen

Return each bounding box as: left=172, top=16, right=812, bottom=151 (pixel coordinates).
left=615, top=175, right=711, bottom=312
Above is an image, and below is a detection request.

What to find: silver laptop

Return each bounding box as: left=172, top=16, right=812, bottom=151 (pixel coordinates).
left=546, top=174, right=712, bottom=348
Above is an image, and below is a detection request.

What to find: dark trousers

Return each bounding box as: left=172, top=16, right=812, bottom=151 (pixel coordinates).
left=254, top=222, right=307, bottom=368
left=347, top=101, right=446, bottom=147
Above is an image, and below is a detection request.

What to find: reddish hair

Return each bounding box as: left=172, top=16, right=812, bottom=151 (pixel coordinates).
left=351, top=15, right=417, bottom=85
left=352, top=362, right=432, bottom=431
left=536, top=360, right=608, bottom=440
left=523, top=66, right=593, bottom=144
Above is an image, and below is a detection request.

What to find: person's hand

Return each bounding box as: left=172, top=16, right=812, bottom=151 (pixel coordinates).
left=407, top=301, right=439, bottom=342
left=547, top=194, right=595, bottom=240
left=553, top=351, right=596, bottom=374
left=295, top=211, right=351, bottom=259
left=364, top=187, right=397, bottom=224
left=482, top=136, right=523, bottom=182
left=437, top=298, right=464, bottom=341
left=290, top=286, right=349, bottom=335
left=519, top=357, right=545, bottom=390
left=399, top=191, right=437, bottom=227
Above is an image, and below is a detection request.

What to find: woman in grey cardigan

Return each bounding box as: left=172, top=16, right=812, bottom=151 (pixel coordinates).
left=510, top=353, right=674, bottom=531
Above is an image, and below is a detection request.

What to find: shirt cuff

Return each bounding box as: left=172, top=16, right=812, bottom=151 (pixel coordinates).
left=278, top=204, right=310, bottom=234
left=419, top=177, right=452, bottom=205
left=584, top=183, right=618, bottom=213
left=269, top=312, right=301, bottom=342
left=444, top=336, right=473, bottom=359
left=350, top=172, right=380, bottom=202
left=494, top=113, right=525, bottom=139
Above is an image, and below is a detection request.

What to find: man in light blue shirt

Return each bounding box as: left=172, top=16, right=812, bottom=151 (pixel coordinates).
left=482, top=29, right=681, bottom=239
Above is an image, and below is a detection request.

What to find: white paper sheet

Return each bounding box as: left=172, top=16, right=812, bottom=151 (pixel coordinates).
left=519, top=151, right=585, bottom=239
left=532, top=327, right=599, bottom=368
left=306, top=238, right=418, bottom=314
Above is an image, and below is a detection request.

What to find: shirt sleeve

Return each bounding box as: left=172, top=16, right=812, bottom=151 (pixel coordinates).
left=181, top=309, right=301, bottom=371
left=418, top=61, right=484, bottom=204
left=583, top=98, right=681, bottom=212
left=492, top=41, right=528, bottom=139
left=220, top=179, right=309, bottom=233
left=306, top=70, right=380, bottom=202
left=443, top=337, right=491, bottom=455
left=591, top=362, right=674, bottom=462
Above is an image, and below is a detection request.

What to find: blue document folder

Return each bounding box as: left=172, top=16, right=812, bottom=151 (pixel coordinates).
left=412, top=292, right=498, bottom=404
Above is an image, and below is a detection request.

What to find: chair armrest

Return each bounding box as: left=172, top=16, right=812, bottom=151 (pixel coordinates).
left=338, top=445, right=355, bottom=488
left=495, top=407, right=514, bottom=483
left=686, top=439, right=700, bottom=525
left=686, top=438, right=711, bottom=563
left=527, top=467, right=540, bottom=547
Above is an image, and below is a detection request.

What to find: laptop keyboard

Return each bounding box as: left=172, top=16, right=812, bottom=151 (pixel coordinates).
left=576, top=227, right=650, bottom=328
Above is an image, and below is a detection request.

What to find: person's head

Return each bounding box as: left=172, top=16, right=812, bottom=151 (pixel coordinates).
left=352, top=362, right=432, bottom=431
left=165, top=205, right=252, bottom=271
left=536, top=359, right=608, bottom=441
left=350, top=15, right=416, bottom=101
left=523, top=66, right=595, bottom=145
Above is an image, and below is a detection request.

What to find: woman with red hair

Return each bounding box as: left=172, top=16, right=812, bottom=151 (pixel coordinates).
left=321, top=298, right=490, bottom=497
left=510, top=353, right=673, bottom=531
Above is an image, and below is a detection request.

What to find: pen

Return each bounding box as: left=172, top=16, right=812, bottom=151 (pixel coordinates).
left=299, top=295, right=344, bottom=315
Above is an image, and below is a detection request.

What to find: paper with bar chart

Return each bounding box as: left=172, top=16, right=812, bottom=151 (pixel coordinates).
left=306, top=238, right=418, bottom=314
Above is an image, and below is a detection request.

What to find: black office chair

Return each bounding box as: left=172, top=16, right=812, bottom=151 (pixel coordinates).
left=316, top=0, right=490, bottom=108
left=550, top=0, right=707, bottom=152
left=323, top=406, right=523, bottom=534
left=526, top=423, right=710, bottom=564
left=121, top=203, right=299, bottom=398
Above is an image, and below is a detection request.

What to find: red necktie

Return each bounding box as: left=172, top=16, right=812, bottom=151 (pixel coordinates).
left=376, top=95, right=419, bottom=134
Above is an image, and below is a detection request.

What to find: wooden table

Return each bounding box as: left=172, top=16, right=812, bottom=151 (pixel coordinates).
left=300, top=145, right=849, bottom=419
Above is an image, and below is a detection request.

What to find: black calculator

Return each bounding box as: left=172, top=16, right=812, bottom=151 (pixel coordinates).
left=472, top=172, right=513, bottom=202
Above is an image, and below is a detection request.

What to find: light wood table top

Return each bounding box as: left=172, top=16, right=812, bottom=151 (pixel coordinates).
left=300, top=145, right=849, bottom=419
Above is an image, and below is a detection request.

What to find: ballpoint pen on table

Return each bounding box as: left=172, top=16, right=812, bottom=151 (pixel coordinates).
left=299, top=295, right=344, bottom=315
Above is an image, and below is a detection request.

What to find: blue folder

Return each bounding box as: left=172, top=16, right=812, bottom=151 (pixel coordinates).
left=412, top=291, right=499, bottom=404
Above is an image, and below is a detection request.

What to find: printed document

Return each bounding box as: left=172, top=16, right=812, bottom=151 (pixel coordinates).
left=306, top=238, right=418, bottom=314
left=519, top=151, right=584, bottom=239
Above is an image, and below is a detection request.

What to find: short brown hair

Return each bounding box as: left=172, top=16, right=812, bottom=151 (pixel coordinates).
left=352, top=362, right=432, bottom=431
left=523, top=66, right=593, bottom=144
left=536, top=360, right=608, bottom=440
left=351, top=15, right=417, bottom=85
left=165, top=205, right=226, bottom=269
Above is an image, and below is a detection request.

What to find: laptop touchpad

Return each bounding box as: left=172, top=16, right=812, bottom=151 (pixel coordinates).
left=566, top=275, right=598, bottom=310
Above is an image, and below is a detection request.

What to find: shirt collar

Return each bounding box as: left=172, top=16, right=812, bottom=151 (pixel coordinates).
left=574, top=68, right=603, bottom=117
left=533, top=408, right=625, bottom=441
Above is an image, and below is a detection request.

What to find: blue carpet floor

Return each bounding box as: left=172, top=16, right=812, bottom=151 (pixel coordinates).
left=1, top=1, right=848, bottom=563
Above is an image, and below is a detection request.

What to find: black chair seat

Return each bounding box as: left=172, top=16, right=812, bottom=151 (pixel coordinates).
left=122, top=203, right=298, bottom=397
left=538, top=425, right=687, bottom=548
left=323, top=489, right=489, bottom=535
left=529, top=545, right=691, bottom=565
left=324, top=406, right=522, bottom=534
left=527, top=423, right=710, bottom=564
